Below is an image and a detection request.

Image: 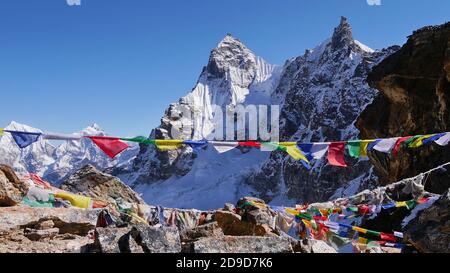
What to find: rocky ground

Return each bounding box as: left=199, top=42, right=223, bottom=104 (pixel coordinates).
left=1, top=163, right=448, bottom=253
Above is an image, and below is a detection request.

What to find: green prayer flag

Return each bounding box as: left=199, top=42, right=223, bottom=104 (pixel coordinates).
left=406, top=200, right=417, bottom=210
left=366, top=230, right=381, bottom=237
left=402, top=135, right=423, bottom=148
left=121, top=136, right=155, bottom=145
left=347, top=141, right=361, bottom=158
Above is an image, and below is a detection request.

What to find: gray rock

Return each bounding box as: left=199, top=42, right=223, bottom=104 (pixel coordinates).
left=130, top=224, right=181, bottom=253
left=0, top=165, right=28, bottom=206
left=180, top=222, right=224, bottom=243
left=60, top=165, right=146, bottom=205
left=192, top=236, right=293, bottom=253
left=94, top=227, right=143, bottom=253
left=404, top=190, right=450, bottom=253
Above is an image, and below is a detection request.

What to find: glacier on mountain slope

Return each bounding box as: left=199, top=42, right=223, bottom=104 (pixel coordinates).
left=0, top=121, right=139, bottom=183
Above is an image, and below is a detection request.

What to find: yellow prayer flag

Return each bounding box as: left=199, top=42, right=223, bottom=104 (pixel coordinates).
left=409, top=134, right=435, bottom=148
left=283, top=145, right=310, bottom=163
left=54, top=192, right=92, bottom=209
left=358, top=237, right=369, bottom=245
left=285, top=207, right=299, bottom=216
left=396, top=201, right=407, bottom=208
left=353, top=226, right=368, bottom=234
left=0, top=128, right=3, bottom=136
left=155, top=140, right=183, bottom=151
left=360, top=140, right=376, bottom=157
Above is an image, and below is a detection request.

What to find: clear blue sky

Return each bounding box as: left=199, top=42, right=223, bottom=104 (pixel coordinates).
left=0, top=0, right=448, bottom=136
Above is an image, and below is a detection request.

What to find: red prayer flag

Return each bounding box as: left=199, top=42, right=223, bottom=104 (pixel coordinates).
left=380, top=232, right=397, bottom=242
left=327, top=142, right=347, bottom=167
left=392, top=136, right=413, bottom=156
left=238, top=141, right=261, bottom=148
left=89, top=136, right=129, bottom=158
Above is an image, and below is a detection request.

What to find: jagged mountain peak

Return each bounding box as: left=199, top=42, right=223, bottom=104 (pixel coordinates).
left=331, top=16, right=354, bottom=50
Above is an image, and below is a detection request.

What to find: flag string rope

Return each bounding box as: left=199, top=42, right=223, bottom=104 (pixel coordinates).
left=1, top=128, right=450, bottom=169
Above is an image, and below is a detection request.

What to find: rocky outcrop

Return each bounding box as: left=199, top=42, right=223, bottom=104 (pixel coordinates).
left=61, top=165, right=145, bottom=205
left=356, top=22, right=450, bottom=194
left=404, top=190, right=450, bottom=253
left=191, top=236, right=293, bottom=253
left=0, top=164, right=28, bottom=206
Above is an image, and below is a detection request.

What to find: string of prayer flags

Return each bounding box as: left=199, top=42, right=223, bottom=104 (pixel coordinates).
left=88, top=136, right=129, bottom=158
left=327, top=142, right=347, bottom=167
left=210, top=141, right=238, bottom=153
left=154, top=140, right=183, bottom=151
left=5, top=130, right=42, bottom=148
left=121, top=136, right=155, bottom=145
left=434, top=132, right=450, bottom=146
left=42, top=132, right=83, bottom=141
left=3, top=126, right=450, bottom=170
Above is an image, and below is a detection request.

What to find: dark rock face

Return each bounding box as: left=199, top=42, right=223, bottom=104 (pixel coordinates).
left=356, top=22, right=450, bottom=194
left=404, top=190, right=450, bottom=253
left=61, top=165, right=146, bottom=205
left=0, top=164, right=28, bottom=206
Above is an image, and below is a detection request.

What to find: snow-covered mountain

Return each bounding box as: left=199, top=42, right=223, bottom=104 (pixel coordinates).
left=114, top=17, right=399, bottom=209
left=113, top=34, right=281, bottom=185
left=0, top=121, right=139, bottom=183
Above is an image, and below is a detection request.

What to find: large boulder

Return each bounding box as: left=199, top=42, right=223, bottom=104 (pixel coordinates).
left=0, top=165, right=28, bottom=206
left=214, top=211, right=272, bottom=236
left=404, top=190, right=450, bottom=253
left=93, top=227, right=144, bottom=253
left=191, top=236, right=293, bottom=253
left=130, top=224, right=181, bottom=253
left=60, top=165, right=146, bottom=205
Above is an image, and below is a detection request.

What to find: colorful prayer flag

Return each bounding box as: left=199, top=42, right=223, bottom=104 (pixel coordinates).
left=279, top=143, right=310, bottom=168
left=422, top=133, right=446, bottom=146
left=327, top=142, right=347, bottom=167
left=88, top=136, right=129, bottom=158
left=346, top=141, right=361, bottom=158
left=6, top=130, right=42, bottom=148
left=435, top=132, right=450, bottom=146
left=392, top=136, right=413, bottom=156
left=121, top=136, right=155, bottom=145
left=183, top=140, right=208, bottom=151
left=409, top=134, right=435, bottom=148
left=238, top=141, right=261, bottom=148
left=373, top=137, right=399, bottom=153
left=360, top=140, right=376, bottom=157
left=42, top=132, right=83, bottom=141
left=260, top=142, right=280, bottom=151
left=0, top=128, right=3, bottom=136
left=297, top=143, right=329, bottom=160
left=155, top=140, right=183, bottom=151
